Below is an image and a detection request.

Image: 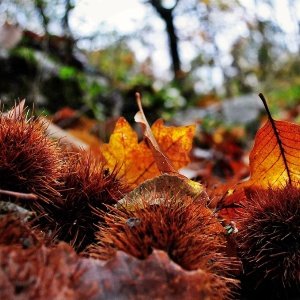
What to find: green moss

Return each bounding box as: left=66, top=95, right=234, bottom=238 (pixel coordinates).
left=10, top=47, right=37, bottom=69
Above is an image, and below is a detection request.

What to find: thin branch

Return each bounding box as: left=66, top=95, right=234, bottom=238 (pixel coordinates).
left=0, top=189, right=38, bottom=200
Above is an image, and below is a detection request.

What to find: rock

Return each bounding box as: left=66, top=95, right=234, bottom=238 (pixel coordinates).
left=221, top=94, right=264, bottom=124
left=174, top=94, right=264, bottom=126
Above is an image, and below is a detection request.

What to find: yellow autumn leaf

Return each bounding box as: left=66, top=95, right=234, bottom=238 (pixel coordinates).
left=100, top=117, right=196, bottom=188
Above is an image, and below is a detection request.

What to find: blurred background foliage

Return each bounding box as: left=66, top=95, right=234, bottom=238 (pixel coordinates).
left=0, top=0, right=299, bottom=124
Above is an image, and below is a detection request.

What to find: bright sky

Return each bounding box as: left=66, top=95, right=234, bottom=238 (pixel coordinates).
left=71, top=0, right=147, bottom=36
left=0, top=0, right=298, bottom=91
left=70, top=0, right=172, bottom=78
left=69, top=0, right=300, bottom=82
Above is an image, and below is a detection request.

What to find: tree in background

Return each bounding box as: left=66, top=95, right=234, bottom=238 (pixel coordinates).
left=145, top=0, right=300, bottom=98
left=147, top=0, right=183, bottom=83
left=0, top=0, right=300, bottom=117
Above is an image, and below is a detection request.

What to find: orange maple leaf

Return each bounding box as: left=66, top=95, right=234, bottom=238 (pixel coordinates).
left=100, top=117, right=196, bottom=188
left=217, top=93, right=300, bottom=221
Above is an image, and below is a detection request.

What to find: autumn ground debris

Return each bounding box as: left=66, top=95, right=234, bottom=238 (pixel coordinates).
left=1, top=94, right=299, bottom=299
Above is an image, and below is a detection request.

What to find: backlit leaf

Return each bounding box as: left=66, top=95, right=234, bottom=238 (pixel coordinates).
left=217, top=94, right=300, bottom=221
left=100, top=117, right=196, bottom=188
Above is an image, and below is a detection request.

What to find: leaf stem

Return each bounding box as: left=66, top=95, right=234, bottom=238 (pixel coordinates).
left=258, top=93, right=292, bottom=184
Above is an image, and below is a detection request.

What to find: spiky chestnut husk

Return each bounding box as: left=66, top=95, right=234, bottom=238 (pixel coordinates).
left=33, top=152, right=130, bottom=252
left=89, top=193, right=240, bottom=299
left=0, top=106, right=64, bottom=202
left=236, top=184, right=300, bottom=299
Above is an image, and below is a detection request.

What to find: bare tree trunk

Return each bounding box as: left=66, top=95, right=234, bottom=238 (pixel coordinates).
left=62, top=0, right=75, bottom=37
left=34, top=0, right=50, bottom=35
left=61, top=0, right=76, bottom=62
left=149, top=0, right=182, bottom=83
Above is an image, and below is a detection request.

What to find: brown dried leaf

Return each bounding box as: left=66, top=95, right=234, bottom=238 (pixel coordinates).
left=135, top=92, right=178, bottom=174
left=0, top=243, right=97, bottom=299
left=6, top=100, right=26, bottom=119
left=84, top=250, right=238, bottom=300
left=117, top=174, right=205, bottom=210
